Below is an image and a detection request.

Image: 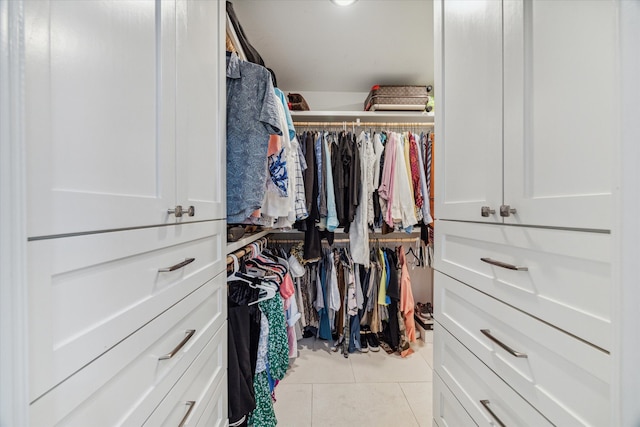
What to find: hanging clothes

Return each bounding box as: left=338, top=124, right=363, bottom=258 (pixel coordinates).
left=391, top=132, right=418, bottom=230
left=226, top=52, right=282, bottom=224
left=382, top=248, right=400, bottom=352
left=349, top=131, right=374, bottom=265
left=398, top=247, right=417, bottom=355
left=324, top=133, right=339, bottom=232
left=227, top=280, right=261, bottom=426
left=416, top=132, right=433, bottom=225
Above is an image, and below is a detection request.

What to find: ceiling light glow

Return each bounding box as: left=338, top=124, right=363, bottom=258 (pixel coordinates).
left=331, top=0, right=357, bottom=6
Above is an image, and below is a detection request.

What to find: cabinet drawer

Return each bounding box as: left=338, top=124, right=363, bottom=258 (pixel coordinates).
left=434, top=324, right=552, bottom=427
left=143, top=332, right=227, bottom=426
left=435, top=271, right=610, bottom=426
left=433, top=220, right=610, bottom=349
left=194, top=376, right=228, bottom=427
left=433, top=373, right=476, bottom=427
left=29, top=274, right=226, bottom=426
left=28, top=220, right=225, bottom=401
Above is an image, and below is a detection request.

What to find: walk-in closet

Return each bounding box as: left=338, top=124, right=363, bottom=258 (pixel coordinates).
left=2, top=0, right=639, bottom=426
left=225, top=1, right=436, bottom=425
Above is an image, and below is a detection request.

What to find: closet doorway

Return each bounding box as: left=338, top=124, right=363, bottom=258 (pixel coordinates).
left=227, top=1, right=436, bottom=426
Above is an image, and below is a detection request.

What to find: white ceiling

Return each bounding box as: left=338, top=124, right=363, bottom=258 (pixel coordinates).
left=229, top=0, right=434, bottom=94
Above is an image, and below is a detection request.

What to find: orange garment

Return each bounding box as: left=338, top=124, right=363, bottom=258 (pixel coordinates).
left=268, top=134, right=281, bottom=156
left=398, top=249, right=416, bottom=343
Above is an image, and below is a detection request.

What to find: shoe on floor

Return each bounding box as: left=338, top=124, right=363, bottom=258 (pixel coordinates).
left=360, top=332, right=369, bottom=353
left=367, top=331, right=381, bottom=352
left=416, top=302, right=433, bottom=320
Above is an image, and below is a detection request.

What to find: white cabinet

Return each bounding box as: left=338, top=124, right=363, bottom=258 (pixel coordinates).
left=25, top=0, right=225, bottom=238
left=23, top=0, right=228, bottom=425
left=436, top=0, right=616, bottom=231
left=433, top=0, right=617, bottom=425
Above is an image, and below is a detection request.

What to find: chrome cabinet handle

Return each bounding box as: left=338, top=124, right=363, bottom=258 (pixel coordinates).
left=178, top=400, right=196, bottom=427
left=481, top=206, right=495, bottom=217
left=500, top=204, right=517, bottom=217
left=168, top=205, right=183, bottom=217
left=480, top=257, right=528, bottom=271
left=158, top=258, right=195, bottom=273
left=159, top=329, right=196, bottom=360
left=481, top=329, right=528, bottom=358
left=167, top=205, right=195, bottom=217
left=480, top=400, right=507, bottom=427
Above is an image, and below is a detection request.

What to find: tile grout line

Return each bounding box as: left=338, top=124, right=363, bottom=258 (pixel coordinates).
left=310, top=383, right=314, bottom=427
left=399, top=382, right=422, bottom=427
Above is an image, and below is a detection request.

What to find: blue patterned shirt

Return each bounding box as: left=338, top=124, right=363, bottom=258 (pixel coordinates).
left=226, top=52, right=281, bottom=223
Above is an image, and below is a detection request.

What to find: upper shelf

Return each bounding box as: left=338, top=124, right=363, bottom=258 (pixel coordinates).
left=226, top=229, right=271, bottom=255
left=290, top=110, right=434, bottom=124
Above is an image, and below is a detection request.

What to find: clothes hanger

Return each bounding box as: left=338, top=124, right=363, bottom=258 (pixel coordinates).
left=406, top=245, right=422, bottom=268
left=245, top=257, right=286, bottom=280
left=247, top=277, right=278, bottom=306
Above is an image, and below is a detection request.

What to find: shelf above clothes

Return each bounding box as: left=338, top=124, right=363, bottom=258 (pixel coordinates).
left=267, top=228, right=423, bottom=245
left=290, top=110, right=434, bottom=125
left=226, top=229, right=271, bottom=254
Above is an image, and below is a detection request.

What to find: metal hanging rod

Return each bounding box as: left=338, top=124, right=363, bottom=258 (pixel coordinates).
left=226, top=237, right=268, bottom=266
left=293, top=121, right=434, bottom=128
left=268, top=237, right=420, bottom=244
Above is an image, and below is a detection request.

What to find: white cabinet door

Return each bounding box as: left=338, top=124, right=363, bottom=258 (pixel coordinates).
left=25, top=0, right=226, bottom=237
left=175, top=0, right=226, bottom=223
left=503, top=0, right=616, bottom=230
left=435, top=0, right=503, bottom=223
left=25, top=0, right=177, bottom=237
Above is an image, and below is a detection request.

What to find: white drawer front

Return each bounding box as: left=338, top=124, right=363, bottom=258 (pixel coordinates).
left=433, top=220, right=610, bottom=349
left=433, top=373, right=477, bottom=427
left=434, top=324, right=552, bottom=427
left=28, top=220, right=225, bottom=401
left=29, top=275, right=226, bottom=427
left=143, top=331, right=227, bottom=426
left=195, top=378, right=228, bottom=427
left=435, top=271, right=610, bottom=426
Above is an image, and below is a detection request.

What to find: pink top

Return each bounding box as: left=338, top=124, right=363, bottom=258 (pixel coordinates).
left=378, top=132, right=397, bottom=227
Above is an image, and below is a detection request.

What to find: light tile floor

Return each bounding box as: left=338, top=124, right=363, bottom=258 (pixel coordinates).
left=273, top=330, right=434, bottom=427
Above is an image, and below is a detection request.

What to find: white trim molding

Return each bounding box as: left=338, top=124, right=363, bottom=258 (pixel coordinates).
left=0, top=0, right=29, bottom=425
left=615, top=1, right=640, bottom=426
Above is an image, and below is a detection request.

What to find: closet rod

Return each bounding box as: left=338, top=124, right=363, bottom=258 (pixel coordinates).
left=268, top=237, right=420, bottom=244
left=226, top=237, right=268, bottom=266
left=292, top=121, right=434, bottom=128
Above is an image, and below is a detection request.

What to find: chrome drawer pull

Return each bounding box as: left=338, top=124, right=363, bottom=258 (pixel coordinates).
left=158, top=257, right=196, bottom=272
left=481, top=329, right=528, bottom=358
left=178, top=400, right=196, bottom=427
left=159, top=329, right=196, bottom=360
left=480, top=257, right=528, bottom=271
left=480, top=400, right=507, bottom=427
